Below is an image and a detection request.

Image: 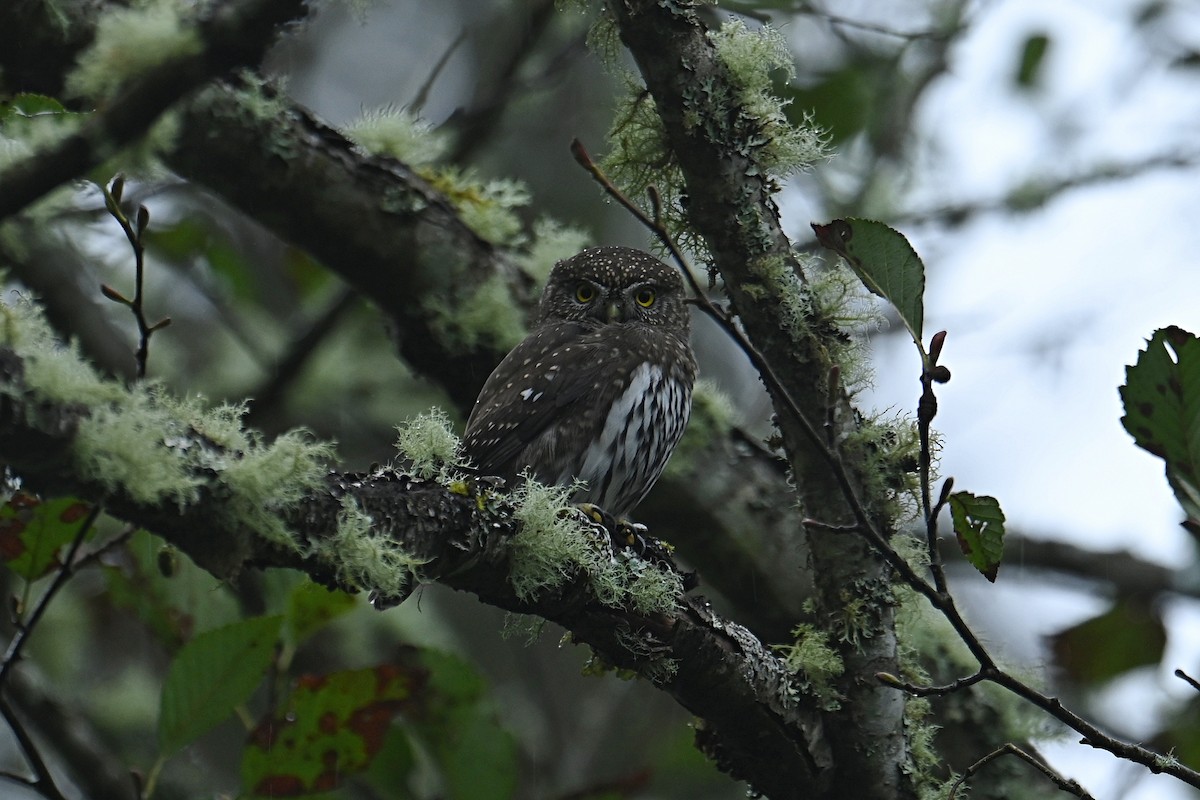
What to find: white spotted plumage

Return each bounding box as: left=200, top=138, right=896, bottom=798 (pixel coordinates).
left=462, top=246, right=697, bottom=519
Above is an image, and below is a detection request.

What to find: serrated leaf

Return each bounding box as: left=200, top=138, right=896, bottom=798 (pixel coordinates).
left=243, top=663, right=425, bottom=796
left=1120, top=327, right=1200, bottom=533
left=1049, top=598, right=1166, bottom=685
left=812, top=218, right=925, bottom=348
left=159, top=615, right=283, bottom=755
left=285, top=581, right=356, bottom=647
left=0, top=492, right=94, bottom=580
left=948, top=491, right=1006, bottom=581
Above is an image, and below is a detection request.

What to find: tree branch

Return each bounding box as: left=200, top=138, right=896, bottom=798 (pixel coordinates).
left=0, top=343, right=829, bottom=799
left=0, top=0, right=311, bottom=223
left=611, top=2, right=908, bottom=795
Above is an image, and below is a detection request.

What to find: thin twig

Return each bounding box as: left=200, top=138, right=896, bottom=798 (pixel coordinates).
left=0, top=503, right=102, bottom=687
left=100, top=176, right=171, bottom=379
left=801, top=519, right=861, bottom=534
left=1175, top=669, right=1200, bottom=693
left=0, top=504, right=102, bottom=800
left=876, top=669, right=985, bottom=697
left=570, top=138, right=1200, bottom=791
left=571, top=139, right=939, bottom=599
left=0, top=694, right=67, bottom=800
left=948, top=743, right=1095, bottom=800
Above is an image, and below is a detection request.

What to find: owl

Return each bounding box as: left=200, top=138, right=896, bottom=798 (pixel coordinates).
left=463, top=246, right=697, bottom=519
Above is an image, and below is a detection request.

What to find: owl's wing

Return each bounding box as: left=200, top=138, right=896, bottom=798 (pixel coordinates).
left=463, top=322, right=622, bottom=477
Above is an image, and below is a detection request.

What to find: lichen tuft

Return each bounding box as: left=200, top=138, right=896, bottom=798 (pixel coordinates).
left=67, top=0, right=203, bottom=101
left=394, top=408, right=462, bottom=480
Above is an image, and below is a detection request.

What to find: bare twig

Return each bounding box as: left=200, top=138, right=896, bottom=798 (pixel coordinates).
left=570, top=136, right=1200, bottom=791
left=0, top=694, right=67, bottom=800
left=0, top=0, right=310, bottom=224
left=0, top=503, right=102, bottom=687
left=100, top=176, right=171, bottom=379
left=875, top=669, right=985, bottom=697
left=570, top=138, right=938, bottom=600
left=948, top=743, right=1095, bottom=800
left=1174, top=669, right=1200, bottom=693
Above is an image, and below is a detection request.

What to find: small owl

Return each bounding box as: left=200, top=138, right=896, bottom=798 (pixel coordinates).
left=463, top=246, right=697, bottom=519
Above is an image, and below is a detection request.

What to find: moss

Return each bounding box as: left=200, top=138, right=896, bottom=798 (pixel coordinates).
left=778, top=623, right=844, bottom=710
left=66, top=0, right=202, bottom=101
left=393, top=408, right=462, bottom=480
left=343, top=107, right=448, bottom=166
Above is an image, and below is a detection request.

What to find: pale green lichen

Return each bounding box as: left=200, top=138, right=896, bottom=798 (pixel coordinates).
left=424, top=168, right=530, bottom=245
left=507, top=479, right=595, bottom=601
left=709, top=20, right=827, bottom=177
left=394, top=408, right=462, bottom=480
left=424, top=274, right=527, bottom=354
left=516, top=218, right=592, bottom=285
left=0, top=301, right=125, bottom=407
left=895, top=583, right=1057, bottom=798
left=312, top=495, right=425, bottom=598
left=74, top=391, right=205, bottom=507
left=600, top=19, right=826, bottom=258
left=592, top=551, right=682, bottom=616
left=221, top=428, right=336, bottom=549
left=66, top=0, right=203, bottom=101
left=0, top=297, right=336, bottom=550
left=343, top=107, right=448, bottom=166
left=778, top=623, right=844, bottom=710
left=842, top=411, right=924, bottom=519
left=506, top=477, right=681, bottom=614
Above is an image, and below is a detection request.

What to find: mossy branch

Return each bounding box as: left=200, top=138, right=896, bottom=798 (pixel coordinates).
left=0, top=331, right=828, bottom=799
left=0, top=0, right=311, bottom=223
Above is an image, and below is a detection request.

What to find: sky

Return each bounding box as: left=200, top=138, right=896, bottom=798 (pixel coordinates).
left=844, top=1, right=1200, bottom=796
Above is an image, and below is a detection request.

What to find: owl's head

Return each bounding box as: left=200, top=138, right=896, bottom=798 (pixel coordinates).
left=537, top=246, right=690, bottom=332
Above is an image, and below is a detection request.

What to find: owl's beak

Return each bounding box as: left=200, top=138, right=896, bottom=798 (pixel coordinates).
left=604, top=300, right=625, bottom=323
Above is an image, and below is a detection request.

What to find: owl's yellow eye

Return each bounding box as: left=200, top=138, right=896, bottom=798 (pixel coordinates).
left=574, top=283, right=597, bottom=303
left=634, top=287, right=656, bottom=308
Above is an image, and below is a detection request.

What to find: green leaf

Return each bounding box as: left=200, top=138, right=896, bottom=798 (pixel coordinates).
left=947, top=492, right=1006, bottom=581
left=104, top=529, right=241, bottom=651
left=409, top=650, right=518, bottom=800
left=0, top=493, right=94, bottom=580
left=1015, top=33, right=1051, bottom=89
left=1120, top=327, right=1200, bottom=534
left=1049, top=598, right=1166, bottom=685
left=812, top=218, right=926, bottom=349
left=158, top=615, right=283, bottom=755
left=242, top=663, right=425, bottom=797
left=0, top=93, right=68, bottom=121
left=284, top=581, right=357, bottom=648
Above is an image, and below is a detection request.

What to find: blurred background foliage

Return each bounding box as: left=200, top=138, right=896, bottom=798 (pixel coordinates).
left=3, top=0, right=1200, bottom=798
